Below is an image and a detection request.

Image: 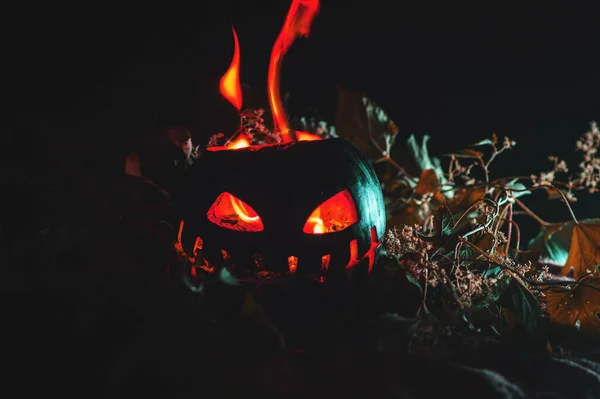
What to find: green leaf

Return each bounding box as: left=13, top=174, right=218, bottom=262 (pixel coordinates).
left=506, top=178, right=531, bottom=198
left=498, top=278, right=542, bottom=339
left=405, top=134, right=447, bottom=186
left=469, top=138, right=495, bottom=147
left=483, top=265, right=502, bottom=279
left=405, top=271, right=423, bottom=293
left=433, top=203, right=455, bottom=245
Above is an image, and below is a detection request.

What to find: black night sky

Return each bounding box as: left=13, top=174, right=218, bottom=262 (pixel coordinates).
left=5, top=3, right=599, bottom=148
left=6, top=1, right=598, bottom=220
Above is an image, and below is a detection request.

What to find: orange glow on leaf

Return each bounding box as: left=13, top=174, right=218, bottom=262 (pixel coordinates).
left=207, top=192, right=264, bottom=232
left=268, top=0, right=320, bottom=142
left=303, top=189, right=358, bottom=234
left=219, top=26, right=243, bottom=111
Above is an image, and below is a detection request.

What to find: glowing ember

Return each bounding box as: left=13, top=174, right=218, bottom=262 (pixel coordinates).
left=295, top=131, right=322, bottom=141
left=206, top=130, right=321, bottom=152
left=268, top=0, right=320, bottom=142
left=226, top=135, right=251, bottom=149
left=219, top=26, right=243, bottom=111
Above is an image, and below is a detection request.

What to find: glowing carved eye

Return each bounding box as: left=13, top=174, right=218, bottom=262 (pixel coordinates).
left=207, top=192, right=264, bottom=232
left=303, top=190, right=359, bottom=234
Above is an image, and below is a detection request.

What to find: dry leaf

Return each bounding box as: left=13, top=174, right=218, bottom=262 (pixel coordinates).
left=545, top=276, right=600, bottom=332
left=387, top=202, right=423, bottom=230
left=470, top=134, right=497, bottom=147
left=403, top=134, right=448, bottom=188
left=334, top=86, right=398, bottom=161
left=526, top=219, right=600, bottom=267
left=387, top=170, right=444, bottom=230
left=460, top=148, right=484, bottom=158
left=414, top=169, right=440, bottom=198
left=561, top=223, right=600, bottom=279
left=446, top=187, right=486, bottom=216
left=473, top=232, right=496, bottom=253
left=547, top=188, right=569, bottom=201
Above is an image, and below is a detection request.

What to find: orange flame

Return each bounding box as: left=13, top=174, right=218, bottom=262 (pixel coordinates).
left=268, top=0, right=320, bottom=143
left=219, top=26, right=243, bottom=111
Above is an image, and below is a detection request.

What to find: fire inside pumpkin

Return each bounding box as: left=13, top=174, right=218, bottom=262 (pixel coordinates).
left=175, top=0, right=386, bottom=285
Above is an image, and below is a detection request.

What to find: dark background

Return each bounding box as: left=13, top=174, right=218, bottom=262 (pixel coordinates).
left=3, top=0, right=599, bottom=223
left=2, top=3, right=600, bottom=395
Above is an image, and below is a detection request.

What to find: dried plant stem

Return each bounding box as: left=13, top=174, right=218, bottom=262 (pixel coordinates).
left=505, top=204, right=513, bottom=255
left=501, top=218, right=521, bottom=253
left=451, top=198, right=486, bottom=232
left=535, top=186, right=579, bottom=224
left=490, top=179, right=579, bottom=225
left=514, top=198, right=550, bottom=227
left=418, top=268, right=430, bottom=316
left=477, top=155, right=489, bottom=184
left=492, top=204, right=510, bottom=244
left=376, top=155, right=418, bottom=184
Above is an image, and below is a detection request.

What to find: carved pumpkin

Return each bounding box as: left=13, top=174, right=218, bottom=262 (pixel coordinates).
left=173, top=136, right=385, bottom=340
left=176, top=137, right=386, bottom=281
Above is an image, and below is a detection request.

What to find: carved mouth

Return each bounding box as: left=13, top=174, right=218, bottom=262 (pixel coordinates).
left=176, top=223, right=382, bottom=289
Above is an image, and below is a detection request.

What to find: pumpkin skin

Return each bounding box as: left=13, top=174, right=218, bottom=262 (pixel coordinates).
left=176, top=137, right=386, bottom=281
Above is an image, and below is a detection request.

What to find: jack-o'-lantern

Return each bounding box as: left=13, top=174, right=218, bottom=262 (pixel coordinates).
left=177, top=137, right=386, bottom=281
left=173, top=0, right=386, bottom=338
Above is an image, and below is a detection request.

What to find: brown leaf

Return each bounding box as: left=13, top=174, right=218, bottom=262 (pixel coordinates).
left=334, top=86, right=398, bottom=161
left=381, top=163, right=412, bottom=195
left=387, top=202, right=423, bottom=230
left=526, top=219, right=600, bottom=266
left=460, top=148, right=484, bottom=158
left=561, top=224, right=600, bottom=279
left=446, top=187, right=486, bottom=215
left=547, top=188, right=568, bottom=201
left=414, top=169, right=440, bottom=198
left=473, top=232, right=496, bottom=253
left=545, top=276, right=600, bottom=332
